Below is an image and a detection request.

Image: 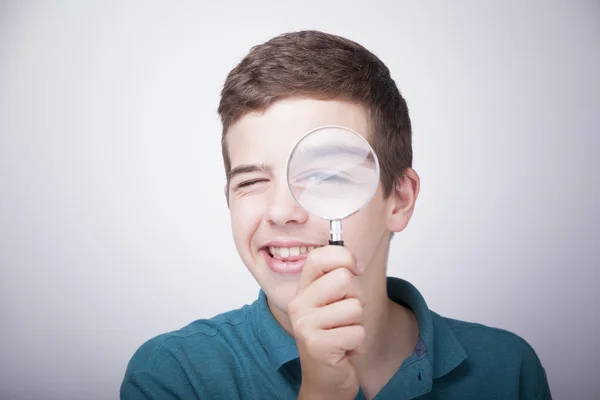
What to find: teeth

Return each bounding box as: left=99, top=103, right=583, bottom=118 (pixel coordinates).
left=268, top=245, right=318, bottom=258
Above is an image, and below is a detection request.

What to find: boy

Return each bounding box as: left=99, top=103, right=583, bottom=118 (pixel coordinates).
left=121, top=30, right=551, bottom=399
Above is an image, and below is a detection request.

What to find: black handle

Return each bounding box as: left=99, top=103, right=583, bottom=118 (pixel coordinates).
left=329, top=240, right=344, bottom=246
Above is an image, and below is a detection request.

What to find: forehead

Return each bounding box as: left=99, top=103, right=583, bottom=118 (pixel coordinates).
left=226, top=98, right=371, bottom=169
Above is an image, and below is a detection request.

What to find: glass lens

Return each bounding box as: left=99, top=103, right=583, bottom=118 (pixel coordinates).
left=286, top=126, right=380, bottom=220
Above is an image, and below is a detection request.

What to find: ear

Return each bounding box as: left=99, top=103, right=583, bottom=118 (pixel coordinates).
left=386, top=168, right=420, bottom=233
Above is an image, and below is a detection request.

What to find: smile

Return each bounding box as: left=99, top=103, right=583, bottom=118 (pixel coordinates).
left=268, top=245, right=318, bottom=259
left=261, top=243, right=324, bottom=275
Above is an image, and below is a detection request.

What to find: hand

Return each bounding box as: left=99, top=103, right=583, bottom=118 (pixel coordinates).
left=288, top=245, right=366, bottom=400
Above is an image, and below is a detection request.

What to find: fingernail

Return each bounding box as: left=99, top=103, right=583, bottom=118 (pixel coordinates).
left=357, top=260, right=365, bottom=273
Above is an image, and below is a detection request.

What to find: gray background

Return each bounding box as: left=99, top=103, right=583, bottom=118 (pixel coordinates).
left=1, top=1, right=599, bottom=399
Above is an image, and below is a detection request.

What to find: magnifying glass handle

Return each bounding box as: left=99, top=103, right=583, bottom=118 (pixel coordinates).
left=329, top=220, right=344, bottom=246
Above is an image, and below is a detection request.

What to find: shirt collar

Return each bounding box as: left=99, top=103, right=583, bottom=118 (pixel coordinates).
left=251, top=277, right=467, bottom=382
left=386, top=277, right=468, bottom=379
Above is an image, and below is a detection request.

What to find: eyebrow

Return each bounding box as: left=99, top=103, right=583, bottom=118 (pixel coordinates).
left=227, top=163, right=272, bottom=182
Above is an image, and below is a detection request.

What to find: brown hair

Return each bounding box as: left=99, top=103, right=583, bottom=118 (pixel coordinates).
left=217, top=30, right=412, bottom=197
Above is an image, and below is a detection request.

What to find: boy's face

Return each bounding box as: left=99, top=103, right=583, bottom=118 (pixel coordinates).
left=225, top=98, right=393, bottom=315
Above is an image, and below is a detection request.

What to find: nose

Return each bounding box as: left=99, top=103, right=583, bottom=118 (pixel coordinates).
left=265, top=180, right=309, bottom=226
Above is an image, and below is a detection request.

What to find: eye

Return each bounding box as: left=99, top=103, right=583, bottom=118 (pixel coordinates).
left=236, top=179, right=268, bottom=189
left=295, top=170, right=353, bottom=186
left=311, top=172, right=351, bottom=184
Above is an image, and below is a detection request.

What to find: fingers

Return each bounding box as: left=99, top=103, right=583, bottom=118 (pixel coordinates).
left=299, top=267, right=365, bottom=308
left=288, top=245, right=366, bottom=398
left=297, top=246, right=364, bottom=294
left=296, top=297, right=364, bottom=331
left=300, top=325, right=367, bottom=357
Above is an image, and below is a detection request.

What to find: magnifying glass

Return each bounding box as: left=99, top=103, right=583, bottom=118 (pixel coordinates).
left=286, top=125, right=380, bottom=246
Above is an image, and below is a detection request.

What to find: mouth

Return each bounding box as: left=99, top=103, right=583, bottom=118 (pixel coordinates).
left=260, top=243, right=324, bottom=275
left=267, top=245, right=319, bottom=260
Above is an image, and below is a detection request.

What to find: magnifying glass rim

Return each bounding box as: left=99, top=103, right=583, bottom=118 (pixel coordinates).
left=285, top=124, right=381, bottom=221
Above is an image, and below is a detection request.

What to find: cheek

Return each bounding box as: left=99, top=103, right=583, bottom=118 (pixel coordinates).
left=342, top=198, right=388, bottom=261
left=230, top=196, right=266, bottom=250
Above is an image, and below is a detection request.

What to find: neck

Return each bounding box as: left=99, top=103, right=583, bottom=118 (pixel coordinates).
left=351, top=260, right=418, bottom=399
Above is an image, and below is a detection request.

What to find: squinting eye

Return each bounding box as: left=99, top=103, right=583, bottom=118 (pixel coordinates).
left=236, top=179, right=268, bottom=189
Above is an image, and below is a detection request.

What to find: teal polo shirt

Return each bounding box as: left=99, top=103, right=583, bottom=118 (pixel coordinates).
left=121, top=277, right=551, bottom=399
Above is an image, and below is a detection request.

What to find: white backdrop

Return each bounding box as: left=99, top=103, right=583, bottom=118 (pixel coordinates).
left=1, top=1, right=599, bottom=399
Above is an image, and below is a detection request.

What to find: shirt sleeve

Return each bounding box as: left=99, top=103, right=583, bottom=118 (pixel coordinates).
left=518, top=339, right=552, bottom=400
left=120, top=337, right=200, bottom=400
left=534, top=368, right=552, bottom=400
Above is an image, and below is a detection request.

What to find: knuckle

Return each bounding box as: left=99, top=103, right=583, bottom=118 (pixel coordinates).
left=341, top=250, right=356, bottom=268
left=348, top=298, right=363, bottom=316
left=292, top=315, right=310, bottom=336
left=330, top=246, right=355, bottom=267
left=336, top=267, right=354, bottom=287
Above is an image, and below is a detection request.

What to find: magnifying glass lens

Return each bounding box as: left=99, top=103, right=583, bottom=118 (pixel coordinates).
left=286, top=126, right=380, bottom=244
